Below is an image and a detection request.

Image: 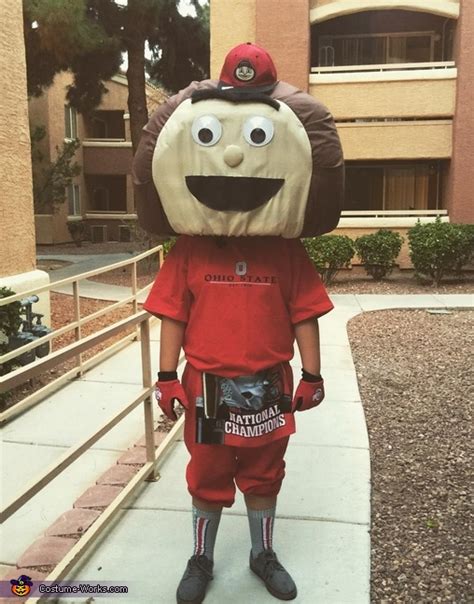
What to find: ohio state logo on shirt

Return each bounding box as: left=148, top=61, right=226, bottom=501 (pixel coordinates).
left=235, top=261, right=247, bottom=276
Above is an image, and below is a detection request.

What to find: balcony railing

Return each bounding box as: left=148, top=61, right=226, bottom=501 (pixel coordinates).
left=338, top=209, right=449, bottom=228
left=83, top=139, right=131, bottom=147
left=82, top=142, right=133, bottom=174
left=341, top=209, right=448, bottom=217
left=311, top=61, right=455, bottom=75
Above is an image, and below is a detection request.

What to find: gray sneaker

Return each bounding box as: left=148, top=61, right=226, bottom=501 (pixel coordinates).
left=176, top=555, right=213, bottom=604
left=250, top=549, right=297, bottom=600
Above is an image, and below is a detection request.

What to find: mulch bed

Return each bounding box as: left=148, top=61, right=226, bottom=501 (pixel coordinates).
left=37, top=259, right=73, bottom=271
left=87, top=262, right=160, bottom=289
left=347, top=309, right=473, bottom=603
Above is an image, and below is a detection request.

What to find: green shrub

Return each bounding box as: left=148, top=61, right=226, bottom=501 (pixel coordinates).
left=0, top=287, right=22, bottom=380
left=455, top=224, right=474, bottom=275
left=162, top=237, right=177, bottom=258
left=67, top=220, right=88, bottom=247
left=354, top=229, right=404, bottom=281
left=408, top=217, right=473, bottom=285
left=302, top=235, right=355, bottom=285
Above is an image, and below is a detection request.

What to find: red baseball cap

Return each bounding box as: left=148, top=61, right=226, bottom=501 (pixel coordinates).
left=218, top=42, right=278, bottom=94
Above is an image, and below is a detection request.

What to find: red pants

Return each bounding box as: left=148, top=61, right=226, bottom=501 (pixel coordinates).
left=182, top=362, right=291, bottom=507
left=185, top=435, right=290, bottom=507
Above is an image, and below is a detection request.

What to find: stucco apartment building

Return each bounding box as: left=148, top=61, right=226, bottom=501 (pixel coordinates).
left=30, top=72, right=165, bottom=245
left=211, top=0, right=473, bottom=266
left=30, top=0, right=472, bottom=259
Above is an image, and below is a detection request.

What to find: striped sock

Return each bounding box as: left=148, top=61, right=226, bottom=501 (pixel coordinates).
left=192, top=506, right=222, bottom=561
left=246, top=506, right=276, bottom=557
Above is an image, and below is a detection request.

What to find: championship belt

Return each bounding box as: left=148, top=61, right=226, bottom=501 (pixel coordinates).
left=195, top=366, right=292, bottom=444
left=202, top=372, right=221, bottom=419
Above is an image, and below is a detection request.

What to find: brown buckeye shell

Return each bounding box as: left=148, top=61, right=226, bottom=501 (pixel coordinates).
left=132, top=79, right=344, bottom=237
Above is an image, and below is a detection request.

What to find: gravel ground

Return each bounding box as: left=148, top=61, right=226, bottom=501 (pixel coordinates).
left=326, top=267, right=474, bottom=295
left=347, top=309, right=473, bottom=603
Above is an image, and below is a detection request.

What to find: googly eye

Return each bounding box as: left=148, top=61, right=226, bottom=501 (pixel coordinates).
left=191, top=115, right=222, bottom=146
left=243, top=116, right=274, bottom=147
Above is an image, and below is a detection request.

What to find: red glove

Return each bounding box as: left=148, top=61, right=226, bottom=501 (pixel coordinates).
left=154, top=379, right=189, bottom=420
left=292, top=378, right=325, bottom=412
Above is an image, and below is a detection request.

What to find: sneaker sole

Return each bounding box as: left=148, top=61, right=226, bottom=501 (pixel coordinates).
left=176, top=579, right=212, bottom=604
left=176, top=592, right=206, bottom=604
left=250, top=564, right=297, bottom=601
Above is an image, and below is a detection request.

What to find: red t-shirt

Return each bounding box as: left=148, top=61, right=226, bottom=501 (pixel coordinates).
left=144, top=236, right=333, bottom=376
left=145, top=235, right=333, bottom=446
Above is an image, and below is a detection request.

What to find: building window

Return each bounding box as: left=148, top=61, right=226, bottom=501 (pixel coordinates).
left=91, top=116, right=108, bottom=138
left=65, top=105, right=77, bottom=139
left=344, top=162, right=443, bottom=212
left=87, top=175, right=127, bottom=212
left=67, top=183, right=81, bottom=215
left=92, top=186, right=110, bottom=211
left=319, top=32, right=435, bottom=66
left=85, top=110, right=125, bottom=140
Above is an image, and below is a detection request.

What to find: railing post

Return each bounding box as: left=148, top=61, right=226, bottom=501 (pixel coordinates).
left=159, top=245, right=164, bottom=268
left=140, top=318, right=159, bottom=482
left=72, top=281, right=83, bottom=376
left=131, top=261, right=138, bottom=315
left=132, top=261, right=139, bottom=341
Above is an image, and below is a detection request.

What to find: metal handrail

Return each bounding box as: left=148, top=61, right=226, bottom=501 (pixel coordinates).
left=1, top=312, right=186, bottom=586
left=0, top=243, right=163, bottom=422
left=0, top=283, right=152, bottom=365
left=0, top=243, right=187, bottom=592
left=0, top=244, right=162, bottom=307
left=0, top=311, right=149, bottom=522
left=1, top=312, right=146, bottom=393
left=27, top=417, right=184, bottom=602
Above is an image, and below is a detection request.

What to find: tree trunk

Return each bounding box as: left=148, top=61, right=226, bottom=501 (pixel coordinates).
left=126, top=36, right=148, bottom=155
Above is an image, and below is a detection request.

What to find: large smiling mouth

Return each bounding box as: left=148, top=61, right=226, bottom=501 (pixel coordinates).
left=185, top=176, right=284, bottom=212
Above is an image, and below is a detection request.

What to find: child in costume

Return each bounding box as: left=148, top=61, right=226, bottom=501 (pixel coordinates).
left=133, top=43, right=344, bottom=604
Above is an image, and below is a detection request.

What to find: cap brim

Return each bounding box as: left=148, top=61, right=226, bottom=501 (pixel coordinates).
left=217, top=80, right=278, bottom=95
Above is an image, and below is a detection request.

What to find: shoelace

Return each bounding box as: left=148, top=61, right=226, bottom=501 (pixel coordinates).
left=260, top=551, right=285, bottom=579
left=185, top=556, right=213, bottom=580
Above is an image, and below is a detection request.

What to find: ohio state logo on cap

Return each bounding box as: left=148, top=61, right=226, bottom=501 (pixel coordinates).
left=234, top=60, right=256, bottom=82
left=219, top=42, right=277, bottom=94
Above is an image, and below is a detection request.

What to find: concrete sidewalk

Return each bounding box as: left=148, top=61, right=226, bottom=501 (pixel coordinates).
left=38, top=254, right=136, bottom=283
left=57, top=294, right=472, bottom=603
left=1, top=294, right=471, bottom=603
left=38, top=252, right=154, bottom=302
left=51, top=279, right=152, bottom=303
left=59, top=300, right=372, bottom=604
left=0, top=322, right=163, bottom=576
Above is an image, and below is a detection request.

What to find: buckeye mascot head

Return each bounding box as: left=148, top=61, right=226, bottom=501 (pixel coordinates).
left=132, top=43, right=344, bottom=238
